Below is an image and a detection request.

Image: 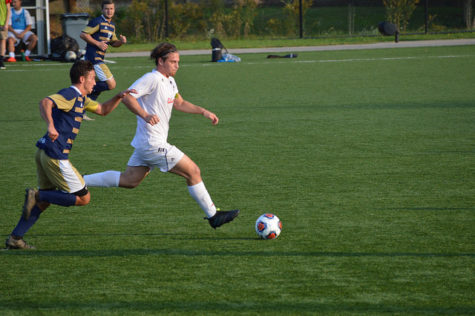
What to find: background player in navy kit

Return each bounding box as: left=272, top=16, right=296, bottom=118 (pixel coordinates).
left=80, top=0, right=126, bottom=100
left=5, top=60, right=137, bottom=250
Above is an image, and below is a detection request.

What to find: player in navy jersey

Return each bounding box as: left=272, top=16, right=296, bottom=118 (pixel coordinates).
left=80, top=0, right=126, bottom=100
left=5, top=60, right=139, bottom=250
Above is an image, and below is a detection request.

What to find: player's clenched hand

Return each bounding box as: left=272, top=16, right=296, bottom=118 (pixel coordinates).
left=119, top=35, right=127, bottom=44
left=203, top=110, right=219, bottom=125
left=144, top=114, right=159, bottom=125
left=98, top=41, right=108, bottom=51
left=48, top=125, right=59, bottom=142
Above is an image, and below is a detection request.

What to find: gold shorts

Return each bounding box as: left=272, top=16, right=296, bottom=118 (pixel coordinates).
left=35, top=149, right=85, bottom=193
left=93, top=62, right=113, bottom=81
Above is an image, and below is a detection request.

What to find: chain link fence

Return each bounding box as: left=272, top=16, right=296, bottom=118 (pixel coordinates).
left=76, top=0, right=91, bottom=11
left=63, top=0, right=475, bottom=41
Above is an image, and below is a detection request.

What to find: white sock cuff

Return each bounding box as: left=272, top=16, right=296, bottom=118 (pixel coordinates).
left=188, top=181, right=205, bottom=192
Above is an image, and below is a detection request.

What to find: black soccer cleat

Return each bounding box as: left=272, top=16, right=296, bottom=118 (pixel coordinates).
left=206, top=209, right=240, bottom=229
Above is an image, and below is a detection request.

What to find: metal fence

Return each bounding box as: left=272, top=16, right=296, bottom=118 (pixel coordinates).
left=60, top=0, right=475, bottom=41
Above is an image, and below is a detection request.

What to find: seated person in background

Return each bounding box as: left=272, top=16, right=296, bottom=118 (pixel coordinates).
left=6, top=0, right=36, bottom=61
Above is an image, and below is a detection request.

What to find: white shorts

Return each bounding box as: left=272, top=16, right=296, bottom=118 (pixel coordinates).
left=127, top=143, right=184, bottom=172
left=8, top=30, right=35, bottom=45
left=93, top=63, right=113, bottom=81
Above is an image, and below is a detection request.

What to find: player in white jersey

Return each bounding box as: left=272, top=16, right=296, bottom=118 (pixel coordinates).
left=84, top=42, right=239, bottom=229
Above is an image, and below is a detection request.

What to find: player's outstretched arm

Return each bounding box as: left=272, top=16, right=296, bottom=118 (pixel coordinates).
left=173, top=94, right=219, bottom=125
left=93, top=89, right=137, bottom=116
left=122, top=94, right=159, bottom=125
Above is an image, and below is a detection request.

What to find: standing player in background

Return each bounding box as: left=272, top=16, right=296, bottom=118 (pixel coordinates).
left=80, top=0, right=126, bottom=100
left=84, top=42, right=240, bottom=229
left=0, top=0, right=11, bottom=69
left=5, top=60, right=136, bottom=250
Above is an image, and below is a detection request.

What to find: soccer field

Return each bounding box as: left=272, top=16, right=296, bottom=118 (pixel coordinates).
left=1, top=45, right=474, bottom=315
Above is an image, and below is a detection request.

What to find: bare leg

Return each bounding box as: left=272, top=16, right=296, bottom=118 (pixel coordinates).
left=106, top=77, right=117, bottom=90
left=169, top=154, right=202, bottom=186
left=119, top=165, right=151, bottom=188
left=7, top=37, right=15, bottom=56
left=27, top=34, right=37, bottom=52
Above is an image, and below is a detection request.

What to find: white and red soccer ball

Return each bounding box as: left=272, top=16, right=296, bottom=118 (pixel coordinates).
left=255, top=213, right=282, bottom=239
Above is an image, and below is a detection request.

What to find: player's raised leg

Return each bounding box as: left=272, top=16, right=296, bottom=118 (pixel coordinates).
left=84, top=166, right=150, bottom=188
left=6, top=151, right=91, bottom=250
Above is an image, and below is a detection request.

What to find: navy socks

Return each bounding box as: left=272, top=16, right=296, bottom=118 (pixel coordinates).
left=12, top=205, right=42, bottom=237
left=38, top=190, right=77, bottom=207
left=89, top=81, right=110, bottom=100
left=11, top=190, right=77, bottom=237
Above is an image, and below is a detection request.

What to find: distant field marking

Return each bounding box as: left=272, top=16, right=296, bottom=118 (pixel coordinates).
left=200, top=54, right=475, bottom=67
left=5, top=54, right=475, bottom=72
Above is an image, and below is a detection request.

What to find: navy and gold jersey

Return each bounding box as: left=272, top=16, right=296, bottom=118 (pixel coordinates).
left=36, top=87, right=99, bottom=160
left=82, top=15, right=118, bottom=64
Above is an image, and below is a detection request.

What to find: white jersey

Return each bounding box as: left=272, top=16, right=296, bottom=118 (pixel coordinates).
left=128, top=69, right=179, bottom=149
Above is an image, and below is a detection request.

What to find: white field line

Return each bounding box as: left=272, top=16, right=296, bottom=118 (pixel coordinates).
left=198, top=54, right=475, bottom=67
left=4, top=54, right=474, bottom=72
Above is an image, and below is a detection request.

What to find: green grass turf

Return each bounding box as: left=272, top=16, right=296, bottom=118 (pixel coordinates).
left=108, top=32, right=475, bottom=53
left=1, top=45, right=474, bottom=315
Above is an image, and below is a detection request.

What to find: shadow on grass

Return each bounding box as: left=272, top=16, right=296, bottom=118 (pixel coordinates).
left=2, top=248, right=474, bottom=258
left=0, top=300, right=473, bottom=314
left=23, top=232, right=257, bottom=241
left=384, top=207, right=475, bottom=211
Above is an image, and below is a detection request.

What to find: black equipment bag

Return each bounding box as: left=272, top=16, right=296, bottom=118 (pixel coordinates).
left=50, top=34, right=80, bottom=61
left=211, top=37, right=227, bottom=62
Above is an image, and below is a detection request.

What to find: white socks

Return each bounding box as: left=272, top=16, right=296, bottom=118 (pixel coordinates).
left=188, top=182, right=217, bottom=218
left=84, top=171, right=121, bottom=187
left=84, top=174, right=217, bottom=218
left=9, top=50, right=30, bottom=57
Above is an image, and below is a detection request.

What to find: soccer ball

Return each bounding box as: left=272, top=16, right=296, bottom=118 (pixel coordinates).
left=255, top=213, right=282, bottom=240
left=64, top=50, right=77, bottom=62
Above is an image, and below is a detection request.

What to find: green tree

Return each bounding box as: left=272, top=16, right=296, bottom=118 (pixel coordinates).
left=282, top=0, right=313, bottom=36
left=464, top=0, right=474, bottom=29
left=383, top=0, right=420, bottom=32
left=120, top=0, right=163, bottom=41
